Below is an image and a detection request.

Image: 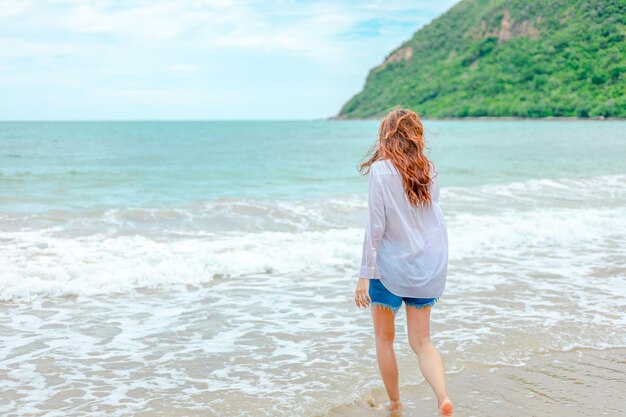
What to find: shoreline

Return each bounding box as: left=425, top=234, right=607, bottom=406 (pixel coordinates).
left=328, top=115, right=625, bottom=122
left=322, top=346, right=626, bottom=417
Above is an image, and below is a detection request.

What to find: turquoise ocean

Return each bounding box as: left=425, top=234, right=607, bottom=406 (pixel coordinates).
left=1, top=120, right=625, bottom=416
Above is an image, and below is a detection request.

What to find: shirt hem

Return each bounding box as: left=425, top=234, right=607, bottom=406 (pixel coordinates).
left=379, top=275, right=446, bottom=299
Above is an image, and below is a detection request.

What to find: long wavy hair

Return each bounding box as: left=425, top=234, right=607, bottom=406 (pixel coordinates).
left=358, top=107, right=435, bottom=207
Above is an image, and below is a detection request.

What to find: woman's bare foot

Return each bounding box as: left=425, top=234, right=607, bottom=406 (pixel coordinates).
left=438, top=397, right=453, bottom=416
left=373, top=399, right=404, bottom=414
left=386, top=400, right=403, bottom=413
left=387, top=402, right=404, bottom=417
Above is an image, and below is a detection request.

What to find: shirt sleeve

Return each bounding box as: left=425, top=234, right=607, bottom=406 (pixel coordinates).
left=430, top=162, right=440, bottom=203
left=359, top=171, right=386, bottom=278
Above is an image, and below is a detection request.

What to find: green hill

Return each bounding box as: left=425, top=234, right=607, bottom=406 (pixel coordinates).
left=337, top=0, right=626, bottom=119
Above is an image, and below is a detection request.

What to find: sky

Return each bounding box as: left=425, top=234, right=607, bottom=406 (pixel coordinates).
left=0, top=0, right=460, bottom=120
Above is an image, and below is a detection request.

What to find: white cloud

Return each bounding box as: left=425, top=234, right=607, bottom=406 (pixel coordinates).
left=0, top=0, right=460, bottom=119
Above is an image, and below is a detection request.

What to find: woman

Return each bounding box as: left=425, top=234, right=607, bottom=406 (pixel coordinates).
left=354, top=108, right=453, bottom=416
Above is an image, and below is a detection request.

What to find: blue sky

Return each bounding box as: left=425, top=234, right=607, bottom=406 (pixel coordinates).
left=1, top=0, right=459, bottom=120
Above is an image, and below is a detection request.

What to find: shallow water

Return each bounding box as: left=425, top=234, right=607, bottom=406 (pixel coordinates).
left=324, top=348, right=626, bottom=417
left=1, top=120, right=625, bottom=416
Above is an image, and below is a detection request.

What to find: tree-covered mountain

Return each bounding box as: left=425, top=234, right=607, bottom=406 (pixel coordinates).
left=337, top=0, right=625, bottom=119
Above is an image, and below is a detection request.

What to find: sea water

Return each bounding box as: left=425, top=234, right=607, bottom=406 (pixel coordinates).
left=1, top=120, right=625, bottom=416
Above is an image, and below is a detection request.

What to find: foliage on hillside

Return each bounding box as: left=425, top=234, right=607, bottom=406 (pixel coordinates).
left=338, top=0, right=626, bottom=118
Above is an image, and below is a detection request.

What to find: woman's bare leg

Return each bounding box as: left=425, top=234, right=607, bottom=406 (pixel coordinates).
left=371, top=305, right=402, bottom=410
left=406, top=305, right=453, bottom=416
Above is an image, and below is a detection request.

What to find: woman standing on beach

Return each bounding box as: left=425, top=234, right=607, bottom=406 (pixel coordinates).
left=354, top=108, right=453, bottom=416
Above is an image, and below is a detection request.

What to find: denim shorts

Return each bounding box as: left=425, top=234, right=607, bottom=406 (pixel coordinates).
left=369, top=278, right=438, bottom=315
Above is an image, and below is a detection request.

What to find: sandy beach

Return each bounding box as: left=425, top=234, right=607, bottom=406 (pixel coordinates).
left=324, top=347, right=626, bottom=417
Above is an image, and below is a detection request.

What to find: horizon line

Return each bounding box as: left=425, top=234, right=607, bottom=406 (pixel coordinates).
left=0, top=118, right=341, bottom=123
left=0, top=117, right=622, bottom=123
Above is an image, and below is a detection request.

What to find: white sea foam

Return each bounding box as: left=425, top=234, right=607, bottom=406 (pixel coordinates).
left=1, top=174, right=625, bottom=301
left=1, top=205, right=624, bottom=301
left=0, top=228, right=362, bottom=301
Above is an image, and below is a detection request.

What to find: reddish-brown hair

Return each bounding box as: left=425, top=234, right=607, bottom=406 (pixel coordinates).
left=358, top=107, right=434, bottom=206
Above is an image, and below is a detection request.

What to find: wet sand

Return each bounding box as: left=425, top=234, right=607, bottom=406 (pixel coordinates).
left=322, top=347, right=626, bottom=417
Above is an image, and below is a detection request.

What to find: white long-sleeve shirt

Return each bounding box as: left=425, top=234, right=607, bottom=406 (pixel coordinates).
left=359, top=159, right=448, bottom=298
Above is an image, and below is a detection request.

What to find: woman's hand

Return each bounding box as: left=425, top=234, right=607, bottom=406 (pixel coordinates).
left=354, top=278, right=371, bottom=309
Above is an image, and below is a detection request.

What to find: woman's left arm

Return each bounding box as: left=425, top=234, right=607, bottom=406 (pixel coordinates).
left=359, top=171, right=386, bottom=279
left=355, top=169, right=386, bottom=309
